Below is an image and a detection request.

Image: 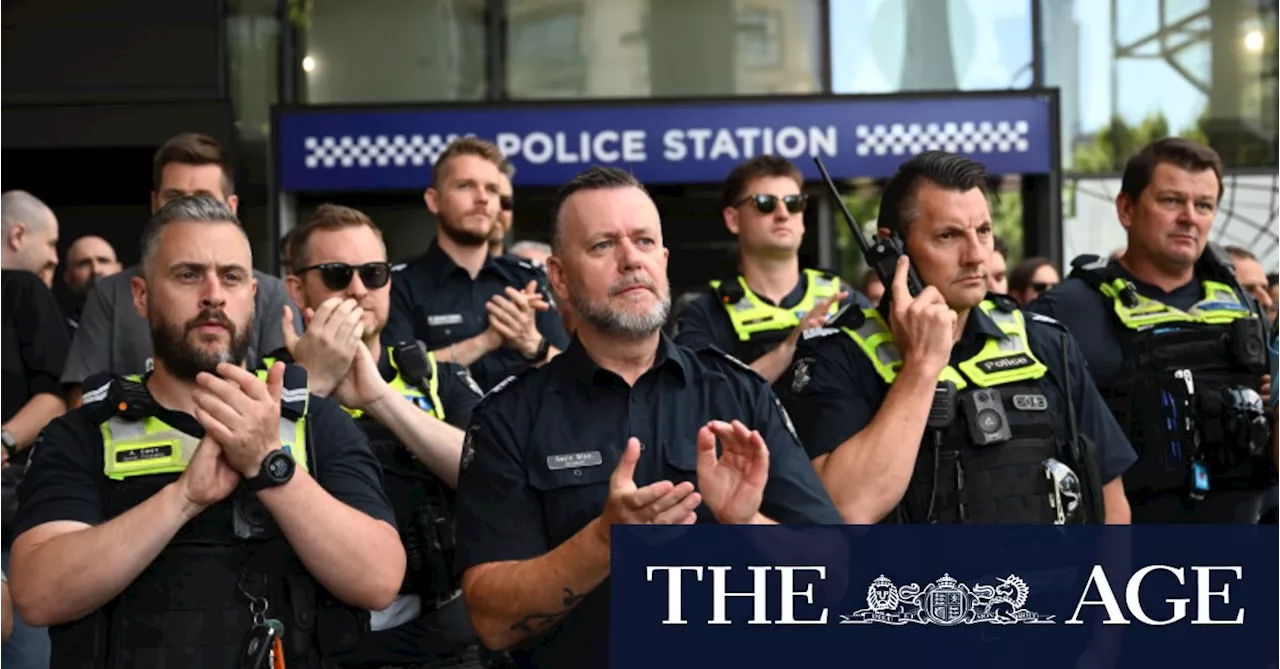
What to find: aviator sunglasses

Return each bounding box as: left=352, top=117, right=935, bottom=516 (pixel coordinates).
left=297, top=262, right=392, bottom=291
left=735, top=193, right=807, bottom=215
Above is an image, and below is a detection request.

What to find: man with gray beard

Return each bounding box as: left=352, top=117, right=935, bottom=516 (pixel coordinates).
left=452, top=166, right=841, bottom=669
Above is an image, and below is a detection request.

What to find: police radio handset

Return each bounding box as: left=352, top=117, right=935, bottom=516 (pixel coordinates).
left=813, top=156, right=924, bottom=298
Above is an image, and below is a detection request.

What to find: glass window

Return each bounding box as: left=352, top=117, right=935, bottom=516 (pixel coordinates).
left=1044, top=0, right=1278, bottom=171
left=296, top=0, right=487, bottom=103
left=830, top=0, right=1034, bottom=94
left=505, top=0, right=824, bottom=99
left=227, top=0, right=279, bottom=142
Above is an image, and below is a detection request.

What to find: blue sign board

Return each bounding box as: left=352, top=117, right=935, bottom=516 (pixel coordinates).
left=276, top=93, right=1056, bottom=192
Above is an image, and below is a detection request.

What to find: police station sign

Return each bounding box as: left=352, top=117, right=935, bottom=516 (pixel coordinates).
left=275, top=92, right=1056, bottom=192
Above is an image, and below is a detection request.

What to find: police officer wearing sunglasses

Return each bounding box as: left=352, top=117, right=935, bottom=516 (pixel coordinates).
left=383, top=138, right=570, bottom=392
left=673, top=156, right=866, bottom=384
left=273, top=205, right=494, bottom=668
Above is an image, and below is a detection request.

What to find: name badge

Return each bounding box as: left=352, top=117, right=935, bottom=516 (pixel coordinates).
left=547, top=451, right=603, bottom=470
left=428, top=314, right=464, bottom=327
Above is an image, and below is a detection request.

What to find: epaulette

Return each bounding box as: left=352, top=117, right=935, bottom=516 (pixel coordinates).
left=1068, top=254, right=1107, bottom=273
left=697, top=345, right=766, bottom=383
left=475, top=366, right=539, bottom=411
left=711, top=274, right=746, bottom=305
left=1027, top=312, right=1068, bottom=332
left=391, top=262, right=408, bottom=273
left=276, top=362, right=311, bottom=420
left=80, top=372, right=135, bottom=424
left=495, top=253, right=541, bottom=275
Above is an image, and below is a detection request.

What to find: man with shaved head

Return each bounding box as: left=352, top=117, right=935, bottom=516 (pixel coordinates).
left=61, top=235, right=122, bottom=331
left=1, top=191, right=60, bottom=288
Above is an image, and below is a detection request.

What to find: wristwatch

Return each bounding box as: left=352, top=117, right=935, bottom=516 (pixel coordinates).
left=523, top=336, right=551, bottom=363
left=1, top=431, right=16, bottom=460
left=244, top=449, right=297, bottom=491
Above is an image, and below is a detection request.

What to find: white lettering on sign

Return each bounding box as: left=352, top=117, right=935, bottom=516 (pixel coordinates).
left=491, top=126, right=836, bottom=167
left=496, top=130, right=649, bottom=166
left=663, top=126, right=837, bottom=161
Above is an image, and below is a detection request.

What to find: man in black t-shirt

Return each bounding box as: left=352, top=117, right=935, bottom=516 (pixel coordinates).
left=7, top=196, right=404, bottom=668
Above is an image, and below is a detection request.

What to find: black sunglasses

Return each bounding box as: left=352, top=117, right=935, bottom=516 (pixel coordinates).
left=499, top=194, right=513, bottom=212
left=735, top=193, right=807, bottom=215
left=297, top=262, right=392, bottom=291
left=1030, top=281, right=1058, bottom=293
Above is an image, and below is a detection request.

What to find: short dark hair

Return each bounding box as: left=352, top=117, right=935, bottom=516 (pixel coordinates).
left=722, top=155, right=803, bottom=208
left=860, top=267, right=882, bottom=293
left=993, top=235, right=1009, bottom=258
left=1268, top=272, right=1279, bottom=288
left=1223, top=245, right=1257, bottom=262
left=152, top=133, right=235, bottom=196
left=878, top=151, right=991, bottom=238
left=551, top=166, right=648, bottom=253
left=290, top=204, right=383, bottom=273
left=140, top=195, right=243, bottom=276
left=1009, top=257, right=1056, bottom=293
left=1120, top=137, right=1223, bottom=204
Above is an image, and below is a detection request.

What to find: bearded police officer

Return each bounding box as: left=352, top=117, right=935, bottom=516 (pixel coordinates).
left=382, top=138, right=570, bottom=391
left=780, top=152, right=1136, bottom=525
left=271, top=204, right=488, bottom=667
left=674, top=156, right=865, bottom=384
left=454, top=167, right=842, bottom=669
left=8, top=196, right=405, bottom=668
left=1028, top=138, right=1277, bottom=523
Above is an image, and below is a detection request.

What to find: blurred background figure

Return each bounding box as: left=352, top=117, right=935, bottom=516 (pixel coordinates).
left=988, top=234, right=1009, bottom=293
left=508, top=240, right=550, bottom=266
left=1, top=191, right=59, bottom=288
left=489, top=160, right=516, bottom=258
left=60, top=235, right=121, bottom=330
left=1224, top=245, right=1273, bottom=319
left=1009, top=256, right=1061, bottom=307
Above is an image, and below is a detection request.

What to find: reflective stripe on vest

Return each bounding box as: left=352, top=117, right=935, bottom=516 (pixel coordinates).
left=710, top=268, right=842, bottom=341
left=101, top=372, right=310, bottom=481
left=842, top=300, right=1048, bottom=390
left=1101, top=278, right=1252, bottom=329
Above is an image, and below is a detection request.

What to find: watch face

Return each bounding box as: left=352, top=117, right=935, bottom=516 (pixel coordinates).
left=267, top=452, right=294, bottom=481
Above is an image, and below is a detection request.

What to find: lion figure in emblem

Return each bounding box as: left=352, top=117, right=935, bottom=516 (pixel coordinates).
left=866, top=575, right=899, bottom=612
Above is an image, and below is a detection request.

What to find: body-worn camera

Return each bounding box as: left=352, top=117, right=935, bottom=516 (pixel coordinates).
left=1231, top=318, right=1267, bottom=369
left=1199, top=386, right=1269, bottom=470
left=961, top=388, right=1012, bottom=447
left=232, top=488, right=274, bottom=540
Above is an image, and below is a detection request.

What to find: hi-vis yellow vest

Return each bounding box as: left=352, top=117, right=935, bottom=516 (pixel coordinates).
left=261, top=346, right=445, bottom=423
left=1097, top=276, right=1254, bottom=330
left=710, top=268, right=842, bottom=341
left=842, top=299, right=1048, bottom=389
left=95, top=371, right=310, bottom=481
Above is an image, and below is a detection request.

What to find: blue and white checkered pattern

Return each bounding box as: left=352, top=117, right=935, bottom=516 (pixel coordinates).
left=854, top=121, right=1031, bottom=157
left=303, top=134, right=469, bottom=169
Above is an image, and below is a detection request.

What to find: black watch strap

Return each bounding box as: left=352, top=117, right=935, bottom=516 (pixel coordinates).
left=244, top=449, right=296, bottom=491
left=525, top=336, right=550, bottom=362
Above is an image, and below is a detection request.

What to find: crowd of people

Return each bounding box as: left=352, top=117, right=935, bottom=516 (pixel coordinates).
left=0, top=130, right=1274, bottom=669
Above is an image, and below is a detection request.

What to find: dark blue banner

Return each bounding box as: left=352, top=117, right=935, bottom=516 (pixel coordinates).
left=610, top=525, right=1277, bottom=669
left=276, top=93, right=1055, bottom=192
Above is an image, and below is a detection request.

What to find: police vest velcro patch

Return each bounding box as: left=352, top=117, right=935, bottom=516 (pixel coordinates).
left=975, top=353, right=1035, bottom=374
left=802, top=326, right=840, bottom=340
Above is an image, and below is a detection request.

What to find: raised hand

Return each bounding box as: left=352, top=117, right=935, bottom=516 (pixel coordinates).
left=193, top=362, right=287, bottom=479
left=696, top=420, right=769, bottom=525
left=486, top=281, right=550, bottom=358
left=786, top=291, right=847, bottom=345
left=887, top=256, right=956, bottom=376
left=175, top=435, right=240, bottom=510
left=279, top=299, right=365, bottom=397
left=594, top=439, right=702, bottom=547
left=332, top=340, right=392, bottom=411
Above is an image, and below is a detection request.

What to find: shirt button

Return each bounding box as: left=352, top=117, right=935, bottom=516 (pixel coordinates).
left=573, top=468, right=582, bottom=477
left=630, top=396, right=640, bottom=404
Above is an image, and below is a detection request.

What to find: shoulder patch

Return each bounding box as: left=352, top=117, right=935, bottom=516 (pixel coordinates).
left=697, top=346, right=766, bottom=383
left=802, top=326, right=840, bottom=341
left=456, top=368, right=485, bottom=398
left=80, top=373, right=115, bottom=407
left=1069, top=254, right=1106, bottom=271
left=475, top=366, right=539, bottom=409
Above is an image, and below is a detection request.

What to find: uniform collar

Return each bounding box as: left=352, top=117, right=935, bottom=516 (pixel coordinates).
left=561, top=332, right=691, bottom=388
left=422, top=238, right=500, bottom=281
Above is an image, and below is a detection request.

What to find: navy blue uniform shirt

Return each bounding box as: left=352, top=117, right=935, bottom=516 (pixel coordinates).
left=779, top=299, right=1137, bottom=485
left=454, top=333, right=842, bottom=669
left=672, top=272, right=868, bottom=359
left=382, top=241, right=570, bottom=392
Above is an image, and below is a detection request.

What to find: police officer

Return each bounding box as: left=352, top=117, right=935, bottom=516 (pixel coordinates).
left=780, top=151, right=1135, bottom=525
left=273, top=204, right=487, bottom=667
left=488, top=160, right=515, bottom=259
left=1028, top=138, right=1276, bottom=523
left=382, top=138, right=570, bottom=391
left=7, top=196, right=405, bottom=668
left=674, top=155, right=864, bottom=383
left=454, top=166, right=842, bottom=669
